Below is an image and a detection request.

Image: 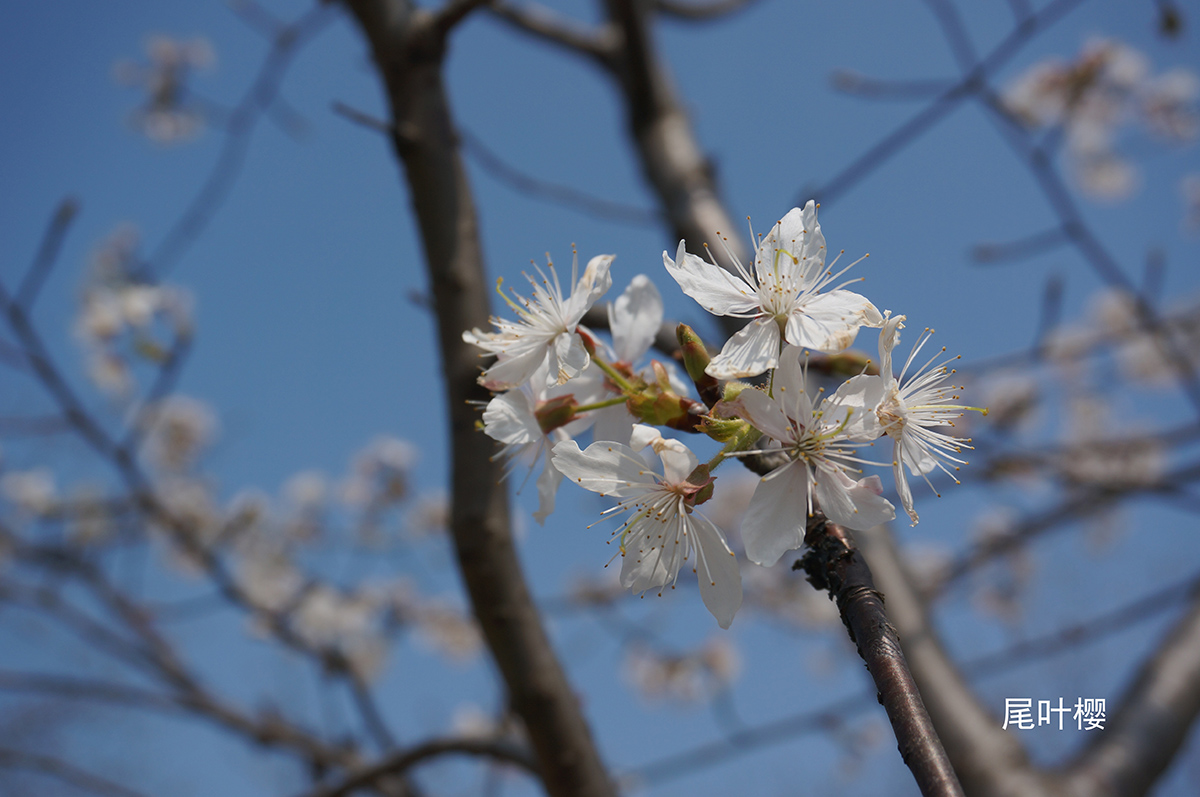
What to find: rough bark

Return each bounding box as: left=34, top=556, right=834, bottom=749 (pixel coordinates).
left=342, top=3, right=616, bottom=795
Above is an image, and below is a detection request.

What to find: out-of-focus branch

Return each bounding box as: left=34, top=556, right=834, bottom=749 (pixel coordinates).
left=798, top=516, right=964, bottom=797
left=624, top=557, right=1200, bottom=788
left=854, top=523, right=1053, bottom=797
left=934, top=460, right=1200, bottom=594
left=652, top=0, right=760, bottom=21
left=830, top=71, right=956, bottom=100
left=432, top=0, right=494, bottom=37
left=148, top=4, right=334, bottom=276
left=3, top=535, right=362, bottom=773
left=0, top=747, right=150, bottom=797
left=1062, top=592, right=1200, bottom=795
left=341, top=2, right=615, bottom=795
left=808, top=0, right=1086, bottom=207
left=979, top=91, right=1200, bottom=420
left=460, top=128, right=660, bottom=226
left=971, top=226, right=1069, bottom=264
left=15, top=197, right=78, bottom=310
left=488, top=1, right=615, bottom=62
left=300, top=737, right=538, bottom=797
left=599, top=0, right=749, bottom=338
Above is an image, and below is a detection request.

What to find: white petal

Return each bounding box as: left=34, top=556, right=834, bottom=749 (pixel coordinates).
left=482, top=391, right=540, bottom=446
left=564, top=254, right=614, bottom=324
left=878, top=313, right=906, bottom=379
left=740, top=461, right=809, bottom=566
left=477, top=345, right=549, bottom=392
left=551, top=440, right=655, bottom=499
left=609, top=275, right=663, bottom=363
left=785, top=290, right=883, bottom=354
left=691, top=514, right=743, bottom=629
left=773, top=345, right=814, bottom=427
left=663, top=242, right=759, bottom=317
left=814, top=466, right=896, bottom=531
left=901, top=433, right=939, bottom=476
left=532, top=452, right=563, bottom=526
left=827, top=374, right=886, bottom=441
left=652, top=438, right=699, bottom=485
left=705, top=317, right=781, bottom=379
left=619, top=518, right=676, bottom=593
left=551, top=332, right=591, bottom=385
left=893, top=441, right=918, bottom=525
left=628, top=424, right=663, bottom=453
left=755, top=204, right=824, bottom=286
left=726, top=387, right=793, bottom=444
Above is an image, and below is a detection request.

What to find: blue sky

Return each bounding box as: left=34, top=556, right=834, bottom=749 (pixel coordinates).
left=1, top=1, right=1199, bottom=795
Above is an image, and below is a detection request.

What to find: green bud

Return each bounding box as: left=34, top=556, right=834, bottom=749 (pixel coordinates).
left=697, top=415, right=748, bottom=443
left=721, top=381, right=754, bottom=403
left=676, top=324, right=721, bottom=408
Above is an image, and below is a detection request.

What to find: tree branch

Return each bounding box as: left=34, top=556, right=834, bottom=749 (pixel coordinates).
left=1062, top=592, right=1200, bottom=795
left=488, top=1, right=615, bottom=63
left=0, top=747, right=151, bottom=797
left=797, top=516, right=964, bottom=797
left=300, top=737, right=538, bottom=797
left=652, top=0, right=761, bottom=21
left=341, top=3, right=615, bottom=794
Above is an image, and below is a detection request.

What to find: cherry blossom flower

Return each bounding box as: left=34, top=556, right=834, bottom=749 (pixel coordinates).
left=552, top=426, right=742, bottom=628
left=589, top=274, right=690, bottom=444
left=464, top=252, right=613, bottom=391
left=663, top=201, right=882, bottom=379
left=839, top=314, right=982, bottom=524
left=482, top=364, right=597, bottom=525
left=723, top=347, right=895, bottom=565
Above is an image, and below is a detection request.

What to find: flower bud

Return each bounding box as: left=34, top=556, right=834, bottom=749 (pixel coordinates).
left=696, top=415, right=747, bottom=442
left=535, top=394, right=577, bottom=434
left=677, top=323, right=721, bottom=407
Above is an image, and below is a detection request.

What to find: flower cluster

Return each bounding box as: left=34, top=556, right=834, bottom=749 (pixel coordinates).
left=113, top=35, right=215, bottom=144
left=1002, top=38, right=1199, bottom=200
left=464, top=203, right=984, bottom=627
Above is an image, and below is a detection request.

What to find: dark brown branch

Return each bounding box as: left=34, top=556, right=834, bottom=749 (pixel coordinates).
left=797, top=517, right=964, bottom=797
left=431, top=0, right=493, bottom=39
left=299, top=737, right=538, bottom=797
left=341, top=3, right=615, bottom=795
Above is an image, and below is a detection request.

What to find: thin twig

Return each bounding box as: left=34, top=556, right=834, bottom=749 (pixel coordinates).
left=15, top=197, right=79, bottom=311
left=0, top=747, right=151, bottom=797
left=148, top=5, right=334, bottom=275
left=299, top=737, right=539, bottom=797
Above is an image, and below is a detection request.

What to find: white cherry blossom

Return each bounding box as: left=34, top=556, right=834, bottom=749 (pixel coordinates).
left=552, top=426, right=742, bottom=628
left=464, top=252, right=613, bottom=391
left=482, top=364, right=597, bottom=524
left=663, top=202, right=882, bottom=379
left=838, top=313, right=982, bottom=524
left=724, top=347, right=895, bottom=566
